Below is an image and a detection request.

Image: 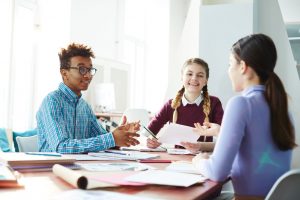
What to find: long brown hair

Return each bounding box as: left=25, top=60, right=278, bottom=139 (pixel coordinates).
left=231, top=34, right=296, bottom=150
left=171, top=58, right=211, bottom=123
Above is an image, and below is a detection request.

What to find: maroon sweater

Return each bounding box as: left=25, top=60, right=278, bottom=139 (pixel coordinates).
left=148, top=96, right=224, bottom=142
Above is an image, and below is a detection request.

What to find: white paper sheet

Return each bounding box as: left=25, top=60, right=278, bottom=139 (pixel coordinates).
left=88, top=151, right=159, bottom=161
left=165, top=161, right=204, bottom=175
left=125, top=170, right=205, bottom=187
left=51, top=189, right=162, bottom=200
left=78, top=162, right=155, bottom=171
left=167, top=148, right=193, bottom=155
left=120, top=146, right=166, bottom=152
left=158, top=123, right=199, bottom=145
left=66, top=154, right=120, bottom=161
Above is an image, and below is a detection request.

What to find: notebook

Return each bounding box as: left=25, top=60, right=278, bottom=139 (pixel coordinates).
left=0, top=164, right=22, bottom=188
left=0, top=152, right=75, bottom=169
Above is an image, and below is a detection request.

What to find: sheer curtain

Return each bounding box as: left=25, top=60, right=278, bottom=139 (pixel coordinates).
left=0, top=0, right=70, bottom=132
left=122, top=0, right=169, bottom=113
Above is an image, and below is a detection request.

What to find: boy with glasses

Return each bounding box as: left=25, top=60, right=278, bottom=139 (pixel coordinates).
left=36, top=43, right=140, bottom=153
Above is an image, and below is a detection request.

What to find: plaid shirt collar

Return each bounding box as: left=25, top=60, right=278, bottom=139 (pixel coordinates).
left=59, top=82, right=81, bottom=103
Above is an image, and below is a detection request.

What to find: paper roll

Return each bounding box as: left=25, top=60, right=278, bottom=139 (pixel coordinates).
left=52, top=164, right=87, bottom=189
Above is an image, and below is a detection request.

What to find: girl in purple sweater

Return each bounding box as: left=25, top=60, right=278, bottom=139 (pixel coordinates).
left=193, top=34, right=297, bottom=199
left=147, top=58, right=224, bottom=152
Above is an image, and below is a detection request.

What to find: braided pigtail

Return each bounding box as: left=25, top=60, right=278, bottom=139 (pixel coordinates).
left=171, top=86, right=185, bottom=123
left=202, top=85, right=211, bottom=123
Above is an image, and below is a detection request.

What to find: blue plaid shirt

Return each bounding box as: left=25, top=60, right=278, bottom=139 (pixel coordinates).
left=36, top=83, right=115, bottom=153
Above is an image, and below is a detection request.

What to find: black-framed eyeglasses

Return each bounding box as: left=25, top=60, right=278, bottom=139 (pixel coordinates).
left=69, top=66, right=97, bottom=76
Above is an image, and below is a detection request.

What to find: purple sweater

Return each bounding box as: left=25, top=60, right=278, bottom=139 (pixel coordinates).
left=195, top=85, right=292, bottom=196
left=148, top=96, right=224, bottom=142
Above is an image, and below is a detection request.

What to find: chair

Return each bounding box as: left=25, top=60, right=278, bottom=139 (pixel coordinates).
left=122, top=108, right=150, bottom=126
left=122, top=108, right=151, bottom=145
left=13, top=129, right=38, bottom=152
left=16, top=135, right=39, bottom=152
left=265, top=169, right=300, bottom=200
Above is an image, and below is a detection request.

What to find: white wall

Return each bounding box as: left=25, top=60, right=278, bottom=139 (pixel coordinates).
left=255, top=0, right=300, bottom=168
left=70, top=0, right=130, bottom=112
left=70, top=0, right=119, bottom=59
left=278, top=0, right=300, bottom=23
left=198, top=2, right=253, bottom=105
left=165, top=0, right=191, bottom=100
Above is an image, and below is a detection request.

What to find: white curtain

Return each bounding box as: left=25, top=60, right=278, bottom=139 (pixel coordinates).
left=0, top=0, right=70, bottom=132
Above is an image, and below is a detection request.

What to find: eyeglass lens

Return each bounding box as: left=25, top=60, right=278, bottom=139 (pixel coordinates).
left=78, top=66, right=97, bottom=75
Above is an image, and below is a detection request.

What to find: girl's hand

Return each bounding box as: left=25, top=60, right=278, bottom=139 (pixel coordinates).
left=146, top=137, right=161, bottom=149
left=193, top=122, right=220, bottom=136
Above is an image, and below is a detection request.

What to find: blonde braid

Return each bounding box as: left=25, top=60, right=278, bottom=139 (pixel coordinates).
left=171, top=86, right=185, bottom=123
left=202, top=85, right=211, bottom=123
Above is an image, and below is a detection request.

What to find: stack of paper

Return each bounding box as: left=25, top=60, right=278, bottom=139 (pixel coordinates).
left=0, top=152, right=75, bottom=172
left=0, top=164, right=22, bottom=188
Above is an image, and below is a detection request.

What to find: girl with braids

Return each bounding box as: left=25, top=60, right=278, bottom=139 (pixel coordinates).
left=193, top=34, right=297, bottom=200
left=147, top=58, right=224, bottom=152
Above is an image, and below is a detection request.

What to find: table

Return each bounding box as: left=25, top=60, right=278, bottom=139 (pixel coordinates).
left=1, top=152, right=224, bottom=200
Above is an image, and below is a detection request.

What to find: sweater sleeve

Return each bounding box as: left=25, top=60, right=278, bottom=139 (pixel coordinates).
left=147, top=100, right=173, bottom=135
left=194, top=96, right=249, bottom=181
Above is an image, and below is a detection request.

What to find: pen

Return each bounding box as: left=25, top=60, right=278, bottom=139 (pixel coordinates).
left=138, top=159, right=172, bottom=163
left=143, top=125, right=167, bottom=150
left=142, top=125, right=157, bottom=139
left=25, top=152, right=62, bottom=157
left=104, top=150, right=129, bottom=156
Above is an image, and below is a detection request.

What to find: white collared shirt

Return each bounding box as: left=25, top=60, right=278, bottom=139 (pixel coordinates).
left=181, top=94, right=203, bottom=106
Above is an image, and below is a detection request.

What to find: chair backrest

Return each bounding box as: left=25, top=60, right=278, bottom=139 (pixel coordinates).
left=13, top=129, right=37, bottom=152
left=265, top=169, right=300, bottom=200
left=122, top=108, right=150, bottom=126
left=16, top=135, right=39, bottom=152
